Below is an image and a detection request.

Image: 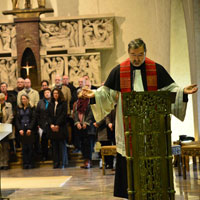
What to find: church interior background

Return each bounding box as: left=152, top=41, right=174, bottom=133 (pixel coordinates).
left=0, top=0, right=199, bottom=142
left=0, top=0, right=200, bottom=199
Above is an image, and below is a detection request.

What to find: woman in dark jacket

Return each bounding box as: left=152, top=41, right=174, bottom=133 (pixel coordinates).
left=48, top=88, right=68, bottom=169
left=15, top=94, right=36, bottom=169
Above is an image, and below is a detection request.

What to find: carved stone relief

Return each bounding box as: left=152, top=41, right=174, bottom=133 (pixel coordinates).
left=40, top=53, right=101, bottom=87
left=82, top=18, right=113, bottom=47
left=40, top=16, right=114, bottom=51
left=0, top=24, right=16, bottom=55
left=0, top=58, right=18, bottom=88
left=68, top=53, right=101, bottom=86
left=40, top=56, right=67, bottom=85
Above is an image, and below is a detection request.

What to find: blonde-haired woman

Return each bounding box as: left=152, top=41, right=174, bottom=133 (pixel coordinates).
left=0, top=93, right=13, bottom=170
left=16, top=94, right=36, bottom=169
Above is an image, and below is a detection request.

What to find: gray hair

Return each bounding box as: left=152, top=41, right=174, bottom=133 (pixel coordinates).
left=128, top=38, right=147, bottom=52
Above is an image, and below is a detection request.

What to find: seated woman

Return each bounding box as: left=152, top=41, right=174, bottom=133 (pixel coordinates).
left=47, top=88, right=68, bottom=169
left=0, top=93, right=13, bottom=170
left=16, top=94, right=36, bottom=169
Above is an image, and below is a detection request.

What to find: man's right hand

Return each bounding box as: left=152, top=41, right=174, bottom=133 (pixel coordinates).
left=82, top=88, right=95, bottom=98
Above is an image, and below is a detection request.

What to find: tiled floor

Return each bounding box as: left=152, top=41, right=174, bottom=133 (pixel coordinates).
left=1, top=164, right=200, bottom=200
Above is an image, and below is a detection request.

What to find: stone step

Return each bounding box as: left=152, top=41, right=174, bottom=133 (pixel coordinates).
left=9, top=148, right=100, bottom=168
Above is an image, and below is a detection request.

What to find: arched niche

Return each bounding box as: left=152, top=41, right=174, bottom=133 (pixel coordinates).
left=21, top=48, right=38, bottom=88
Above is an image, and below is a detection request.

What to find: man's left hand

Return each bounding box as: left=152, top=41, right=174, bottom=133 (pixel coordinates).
left=184, top=84, right=198, bottom=94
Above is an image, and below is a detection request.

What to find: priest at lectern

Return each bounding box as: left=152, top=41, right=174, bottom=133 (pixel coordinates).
left=0, top=93, right=13, bottom=170
left=82, top=38, right=198, bottom=199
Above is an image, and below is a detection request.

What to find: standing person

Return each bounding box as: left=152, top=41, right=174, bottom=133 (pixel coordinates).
left=36, top=88, right=51, bottom=161
left=39, top=80, right=49, bottom=99
left=73, top=83, right=96, bottom=169
left=0, top=82, right=17, bottom=110
left=83, top=38, right=198, bottom=198
left=106, top=106, right=116, bottom=146
left=62, top=75, right=77, bottom=110
left=83, top=75, right=98, bottom=89
left=13, top=77, right=24, bottom=148
left=15, top=94, right=36, bottom=169
left=13, top=77, right=25, bottom=94
left=94, top=108, right=116, bottom=170
left=47, top=88, right=68, bottom=169
left=0, top=82, right=17, bottom=157
left=0, top=93, right=13, bottom=170
left=17, top=78, right=40, bottom=155
left=17, top=78, right=39, bottom=108
left=53, top=75, right=71, bottom=115
left=62, top=75, right=77, bottom=149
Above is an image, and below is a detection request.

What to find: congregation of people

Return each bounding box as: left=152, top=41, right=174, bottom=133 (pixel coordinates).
left=0, top=74, right=116, bottom=170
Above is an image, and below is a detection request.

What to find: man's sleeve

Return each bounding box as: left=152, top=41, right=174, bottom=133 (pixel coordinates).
left=91, top=86, right=119, bottom=122
left=159, top=83, right=187, bottom=121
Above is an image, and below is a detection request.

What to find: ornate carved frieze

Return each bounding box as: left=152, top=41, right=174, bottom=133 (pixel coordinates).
left=0, top=23, right=17, bottom=56
left=40, top=52, right=101, bottom=87
left=0, top=57, right=18, bottom=88
left=40, top=15, right=114, bottom=52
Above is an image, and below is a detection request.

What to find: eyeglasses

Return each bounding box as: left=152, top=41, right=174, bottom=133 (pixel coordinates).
left=129, top=52, right=145, bottom=58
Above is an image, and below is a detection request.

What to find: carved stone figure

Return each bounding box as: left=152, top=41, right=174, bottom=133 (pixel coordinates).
left=37, top=0, right=45, bottom=8
left=0, top=59, right=9, bottom=83
left=41, top=57, right=56, bottom=84
left=78, top=56, right=87, bottom=77
left=11, top=0, right=45, bottom=9
left=25, top=0, right=31, bottom=9
left=56, top=57, right=64, bottom=76
left=10, top=26, right=16, bottom=51
left=0, top=25, right=11, bottom=51
left=71, top=22, right=79, bottom=47
left=87, top=55, right=100, bottom=83
left=12, top=0, right=19, bottom=9
left=68, top=56, right=79, bottom=84
left=83, top=20, right=94, bottom=45
left=8, top=60, right=17, bottom=87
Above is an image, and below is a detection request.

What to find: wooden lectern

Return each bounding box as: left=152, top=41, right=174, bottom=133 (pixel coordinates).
left=122, top=91, right=175, bottom=200
left=0, top=123, right=12, bottom=200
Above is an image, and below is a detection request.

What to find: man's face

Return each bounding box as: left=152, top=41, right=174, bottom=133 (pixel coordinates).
left=41, top=81, right=48, bottom=90
left=85, top=80, right=91, bottom=89
left=17, top=78, right=24, bottom=89
left=55, top=77, right=61, bottom=85
left=129, top=46, right=145, bottom=67
left=0, top=84, right=7, bottom=94
left=24, top=79, right=31, bottom=89
left=62, top=76, right=69, bottom=85
left=44, top=90, right=51, bottom=99
left=78, top=78, right=85, bottom=88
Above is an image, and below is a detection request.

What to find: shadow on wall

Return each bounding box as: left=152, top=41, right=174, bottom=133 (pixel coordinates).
left=100, top=16, right=126, bottom=82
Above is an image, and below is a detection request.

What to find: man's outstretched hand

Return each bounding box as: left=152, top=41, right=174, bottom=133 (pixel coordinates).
left=82, top=88, right=95, bottom=98
left=184, top=84, right=198, bottom=94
